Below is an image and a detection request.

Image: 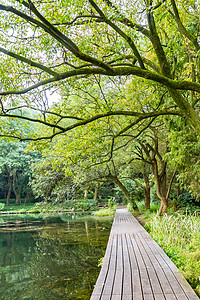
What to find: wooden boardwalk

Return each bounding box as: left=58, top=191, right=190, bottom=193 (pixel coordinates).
left=90, top=208, right=199, bottom=300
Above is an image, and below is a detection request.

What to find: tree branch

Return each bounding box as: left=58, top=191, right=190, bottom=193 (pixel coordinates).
left=169, top=0, right=200, bottom=51
left=0, top=2, right=112, bottom=72
left=0, top=47, right=58, bottom=76
left=1, top=66, right=200, bottom=96
left=88, top=0, right=145, bottom=69
left=102, top=0, right=151, bottom=38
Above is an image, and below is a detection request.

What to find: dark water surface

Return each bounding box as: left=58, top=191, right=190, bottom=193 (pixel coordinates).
left=0, top=213, right=113, bottom=300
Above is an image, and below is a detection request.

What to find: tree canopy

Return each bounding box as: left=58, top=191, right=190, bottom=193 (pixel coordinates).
left=0, top=0, right=199, bottom=140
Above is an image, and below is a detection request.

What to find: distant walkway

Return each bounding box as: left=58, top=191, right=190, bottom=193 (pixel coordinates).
left=90, top=208, right=199, bottom=300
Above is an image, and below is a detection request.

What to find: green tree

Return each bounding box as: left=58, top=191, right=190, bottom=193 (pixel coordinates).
left=31, top=157, right=76, bottom=203
left=0, top=139, right=40, bottom=205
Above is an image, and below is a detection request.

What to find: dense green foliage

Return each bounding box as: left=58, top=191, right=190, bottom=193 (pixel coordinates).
left=0, top=0, right=200, bottom=136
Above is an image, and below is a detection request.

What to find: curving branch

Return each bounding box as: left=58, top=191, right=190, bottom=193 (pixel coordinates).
left=1, top=66, right=200, bottom=96
left=0, top=108, right=182, bottom=141
left=0, top=47, right=58, bottom=76
left=0, top=113, right=66, bottom=131
left=169, top=0, right=200, bottom=51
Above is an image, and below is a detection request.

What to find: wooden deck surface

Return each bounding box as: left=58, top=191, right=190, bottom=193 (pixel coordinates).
left=90, top=208, right=199, bottom=300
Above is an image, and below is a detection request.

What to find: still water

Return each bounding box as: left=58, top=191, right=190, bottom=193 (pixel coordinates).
left=0, top=213, right=113, bottom=300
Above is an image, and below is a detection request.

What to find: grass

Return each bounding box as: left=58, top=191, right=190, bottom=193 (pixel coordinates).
left=0, top=203, right=36, bottom=213
left=127, top=201, right=160, bottom=223
left=0, top=201, right=114, bottom=215
left=0, top=202, right=72, bottom=214
left=145, top=211, right=200, bottom=296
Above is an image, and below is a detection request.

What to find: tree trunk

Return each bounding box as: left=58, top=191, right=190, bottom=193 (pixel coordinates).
left=93, top=184, right=98, bottom=201
left=158, top=197, right=168, bottom=215
left=6, top=176, right=12, bottom=206
left=25, top=192, right=31, bottom=205
left=143, top=186, right=151, bottom=210
left=5, top=166, right=12, bottom=206
left=108, top=175, right=139, bottom=211
left=13, top=172, right=20, bottom=205
left=156, top=176, right=168, bottom=215
left=152, top=161, right=168, bottom=215
left=142, top=163, right=151, bottom=210
left=84, top=187, right=88, bottom=199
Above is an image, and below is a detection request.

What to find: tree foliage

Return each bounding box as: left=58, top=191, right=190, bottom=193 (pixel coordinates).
left=0, top=0, right=199, bottom=140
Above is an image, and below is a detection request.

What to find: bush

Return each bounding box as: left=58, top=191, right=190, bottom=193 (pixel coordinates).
left=92, top=207, right=116, bottom=216
left=73, top=199, right=97, bottom=211
left=0, top=203, right=5, bottom=210
left=178, top=191, right=200, bottom=212
left=108, top=197, right=115, bottom=208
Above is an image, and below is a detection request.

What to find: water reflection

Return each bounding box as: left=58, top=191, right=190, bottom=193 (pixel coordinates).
left=0, top=214, right=112, bottom=300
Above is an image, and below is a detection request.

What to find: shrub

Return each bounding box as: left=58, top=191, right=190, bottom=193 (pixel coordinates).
left=73, top=199, right=97, bottom=211
left=0, top=203, right=5, bottom=210
left=178, top=191, right=200, bottom=213
left=92, top=208, right=116, bottom=216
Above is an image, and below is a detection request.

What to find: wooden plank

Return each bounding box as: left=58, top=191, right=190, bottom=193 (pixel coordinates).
left=140, top=235, right=200, bottom=299
left=173, top=294, right=189, bottom=300
left=155, top=267, right=174, bottom=294
left=101, top=295, right=111, bottom=300
left=125, top=234, right=143, bottom=296
left=116, top=234, right=123, bottom=270
left=143, top=295, right=154, bottom=300
left=134, top=234, right=163, bottom=295
left=154, top=294, right=166, bottom=300
left=140, top=234, right=199, bottom=298
left=133, top=292, right=143, bottom=300
left=147, top=267, right=163, bottom=294
left=123, top=269, right=132, bottom=295
left=165, top=294, right=177, bottom=300
left=108, top=236, right=117, bottom=271
left=137, top=233, right=183, bottom=295
left=90, top=294, right=101, bottom=300
left=130, top=235, right=153, bottom=295
left=172, top=271, right=200, bottom=299
left=122, top=295, right=132, bottom=300
left=102, top=269, right=115, bottom=296
left=111, top=295, right=121, bottom=300
left=122, top=234, right=132, bottom=296
left=112, top=269, right=123, bottom=295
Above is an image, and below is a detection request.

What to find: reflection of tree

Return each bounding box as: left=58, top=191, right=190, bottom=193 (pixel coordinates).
left=0, top=231, right=36, bottom=300
left=0, top=217, right=112, bottom=300
left=28, top=219, right=112, bottom=300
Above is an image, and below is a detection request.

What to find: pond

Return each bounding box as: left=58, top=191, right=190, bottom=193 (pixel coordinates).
left=0, top=213, right=113, bottom=300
